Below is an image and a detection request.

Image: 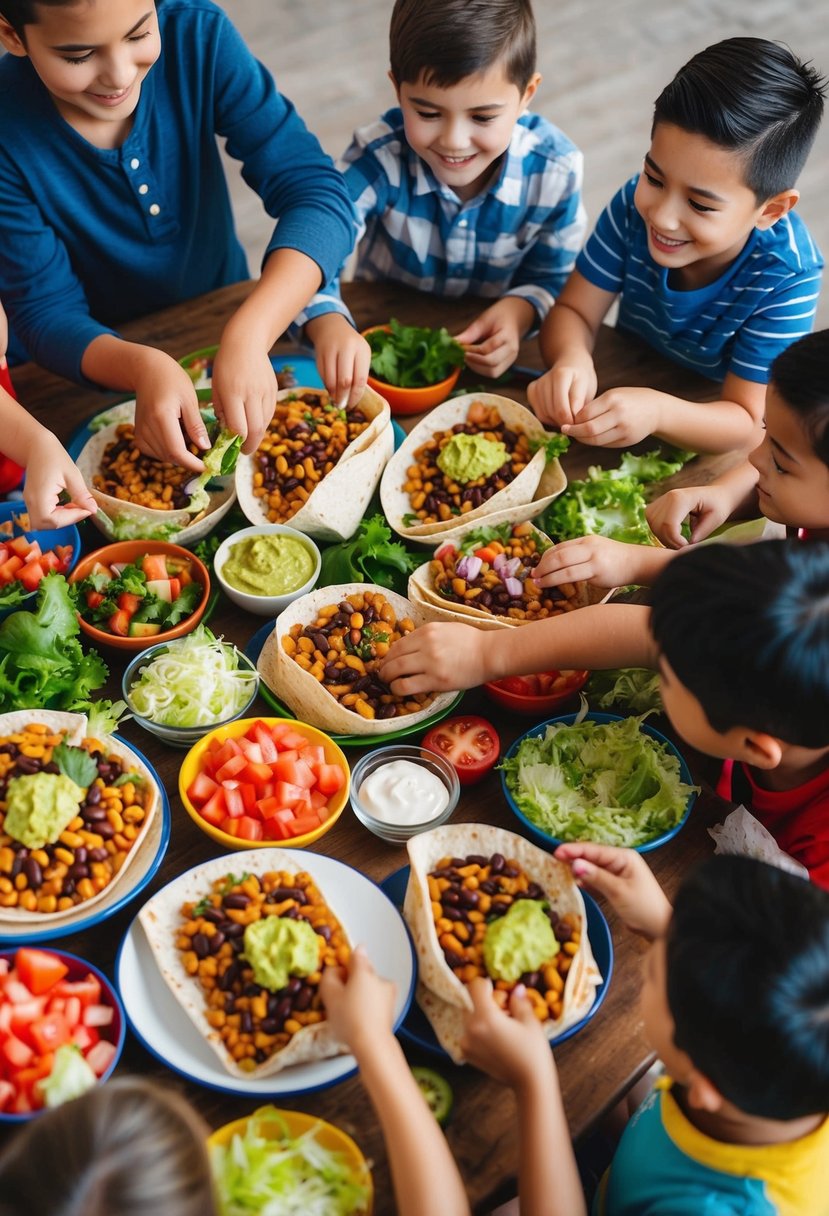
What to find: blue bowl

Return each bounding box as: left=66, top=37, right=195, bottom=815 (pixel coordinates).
left=500, top=711, right=696, bottom=854
left=0, top=501, right=80, bottom=619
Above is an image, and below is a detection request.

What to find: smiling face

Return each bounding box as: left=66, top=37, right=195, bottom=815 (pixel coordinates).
left=0, top=0, right=160, bottom=146
left=633, top=123, right=796, bottom=290
left=749, top=386, right=829, bottom=537
left=394, top=62, right=540, bottom=202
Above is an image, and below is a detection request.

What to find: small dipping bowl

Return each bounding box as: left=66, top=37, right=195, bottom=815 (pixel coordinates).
left=213, top=524, right=321, bottom=617
left=349, top=744, right=460, bottom=844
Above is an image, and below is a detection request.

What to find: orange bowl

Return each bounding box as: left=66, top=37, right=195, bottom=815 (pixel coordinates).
left=69, top=540, right=210, bottom=652
left=362, top=325, right=462, bottom=415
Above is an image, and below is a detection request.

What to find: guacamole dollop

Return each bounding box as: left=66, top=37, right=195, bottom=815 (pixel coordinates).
left=483, top=899, right=559, bottom=983
left=243, top=916, right=320, bottom=992
left=221, top=535, right=316, bottom=597
left=436, top=434, right=508, bottom=484
left=3, top=772, right=84, bottom=849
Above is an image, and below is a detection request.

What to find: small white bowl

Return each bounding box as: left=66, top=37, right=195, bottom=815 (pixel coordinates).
left=349, top=744, right=460, bottom=844
left=213, top=524, right=321, bottom=616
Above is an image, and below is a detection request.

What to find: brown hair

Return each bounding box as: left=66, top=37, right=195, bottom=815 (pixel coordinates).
left=389, top=0, right=536, bottom=90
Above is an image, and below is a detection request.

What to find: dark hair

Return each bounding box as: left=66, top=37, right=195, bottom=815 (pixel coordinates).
left=0, top=0, right=71, bottom=38
left=650, top=539, right=829, bottom=747
left=653, top=37, right=826, bottom=200
left=770, top=328, right=829, bottom=471
left=667, top=855, right=829, bottom=1120
left=389, top=0, right=536, bottom=91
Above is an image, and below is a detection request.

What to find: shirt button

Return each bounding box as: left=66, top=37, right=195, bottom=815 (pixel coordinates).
left=458, top=219, right=468, bottom=228
left=138, top=184, right=149, bottom=195
left=130, top=157, right=140, bottom=169
left=149, top=203, right=161, bottom=216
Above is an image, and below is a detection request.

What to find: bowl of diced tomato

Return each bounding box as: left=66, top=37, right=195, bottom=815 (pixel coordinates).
left=0, top=947, right=125, bottom=1121
left=0, top=502, right=78, bottom=618
left=484, top=670, right=589, bottom=715
left=179, top=717, right=350, bottom=850
left=68, top=540, right=210, bottom=651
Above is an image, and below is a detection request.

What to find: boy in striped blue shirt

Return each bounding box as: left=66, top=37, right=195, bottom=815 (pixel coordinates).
left=528, top=39, right=825, bottom=455
left=298, top=0, right=585, bottom=406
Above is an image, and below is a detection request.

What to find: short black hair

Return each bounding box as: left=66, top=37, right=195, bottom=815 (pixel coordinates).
left=653, top=37, right=826, bottom=200
left=0, top=0, right=70, bottom=38
left=667, top=855, right=829, bottom=1120
left=650, top=539, right=829, bottom=747
left=770, top=328, right=829, bottom=471
left=389, top=0, right=536, bottom=92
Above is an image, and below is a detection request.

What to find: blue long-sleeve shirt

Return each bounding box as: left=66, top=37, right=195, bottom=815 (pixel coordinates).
left=0, top=0, right=355, bottom=382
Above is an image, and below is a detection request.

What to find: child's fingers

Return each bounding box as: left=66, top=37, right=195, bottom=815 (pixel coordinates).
left=507, top=983, right=536, bottom=1024
left=555, top=841, right=630, bottom=876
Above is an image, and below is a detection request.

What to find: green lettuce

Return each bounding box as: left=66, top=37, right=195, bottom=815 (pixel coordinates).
left=318, top=514, right=419, bottom=595
left=186, top=428, right=243, bottom=516
left=39, top=1045, right=97, bottom=1109
left=587, top=668, right=663, bottom=714
left=367, top=318, right=465, bottom=387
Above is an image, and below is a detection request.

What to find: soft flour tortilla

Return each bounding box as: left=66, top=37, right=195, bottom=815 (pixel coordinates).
left=75, top=401, right=237, bottom=545
left=0, top=710, right=160, bottom=925
left=404, top=824, right=602, bottom=1062
left=259, top=583, right=459, bottom=736
left=138, top=853, right=348, bottom=1079
left=235, top=385, right=393, bottom=543
left=380, top=394, right=566, bottom=540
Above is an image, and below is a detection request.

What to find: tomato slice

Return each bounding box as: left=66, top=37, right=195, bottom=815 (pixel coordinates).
left=421, top=715, right=500, bottom=785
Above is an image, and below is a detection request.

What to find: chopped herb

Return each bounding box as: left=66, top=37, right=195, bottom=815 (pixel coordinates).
left=366, top=318, right=465, bottom=388
left=53, top=743, right=98, bottom=790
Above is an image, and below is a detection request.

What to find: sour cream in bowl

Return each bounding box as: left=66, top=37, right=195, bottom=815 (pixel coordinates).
left=349, top=745, right=460, bottom=843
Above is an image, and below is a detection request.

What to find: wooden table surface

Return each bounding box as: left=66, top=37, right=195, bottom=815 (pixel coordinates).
left=5, top=281, right=736, bottom=1213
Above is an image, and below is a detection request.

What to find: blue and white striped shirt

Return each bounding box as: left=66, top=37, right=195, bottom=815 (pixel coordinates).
left=297, top=108, right=585, bottom=330
left=577, top=176, right=823, bottom=384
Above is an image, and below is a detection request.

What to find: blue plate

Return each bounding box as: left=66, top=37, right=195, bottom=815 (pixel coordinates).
left=244, top=620, right=463, bottom=748
left=380, top=865, right=613, bottom=1059
left=500, top=711, right=696, bottom=854
left=0, top=501, right=80, bottom=619
left=0, top=741, right=171, bottom=945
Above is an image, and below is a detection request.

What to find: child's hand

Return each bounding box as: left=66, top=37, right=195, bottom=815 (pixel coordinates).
left=455, top=299, right=531, bottom=380
left=460, top=978, right=552, bottom=1089
left=379, top=621, right=489, bottom=696
left=561, top=387, right=661, bottom=447
left=646, top=485, right=731, bottom=548
left=210, top=340, right=276, bottom=456
left=306, top=314, right=371, bottom=408
left=24, top=436, right=97, bottom=529
left=319, top=947, right=396, bottom=1056
left=132, top=350, right=210, bottom=473
left=535, top=536, right=635, bottom=590
left=555, top=843, right=671, bottom=939
left=527, top=353, right=597, bottom=427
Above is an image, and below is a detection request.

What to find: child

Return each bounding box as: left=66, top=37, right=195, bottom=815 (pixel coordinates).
left=461, top=850, right=829, bottom=1215
left=534, top=327, right=829, bottom=591
left=527, top=38, right=826, bottom=455
left=300, top=0, right=586, bottom=405
left=0, top=0, right=355, bottom=472
left=381, top=540, right=829, bottom=885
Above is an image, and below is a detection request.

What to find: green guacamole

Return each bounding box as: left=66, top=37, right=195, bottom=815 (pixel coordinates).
left=483, top=900, right=559, bottom=984
left=243, top=916, right=320, bottom=992
left=436, top=434, right=508, bottom=484
left=222, top=534, right=316, bottom=597
left=3, top=772, right=84, bottom=849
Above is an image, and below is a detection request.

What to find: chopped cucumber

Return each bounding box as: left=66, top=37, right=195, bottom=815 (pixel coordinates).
left=411, top=1066, right=453, bottom=1125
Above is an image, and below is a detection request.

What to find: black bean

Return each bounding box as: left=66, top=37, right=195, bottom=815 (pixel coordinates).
left=526, top=882, right=545, bottom=900
left=74, top=847, right=88, bottom=864
left=230, top=937, right=245, bottom=953
left=11, top=854, right=24, bottom=879
left=202, top=907, right=224, bottom=924
left=273, top=887, right=307, bottom=904
left=261, top=1017, right=279, bottom=1035
left=459, top=888, right=479, bottom=909
left=209, top=932, right=225, bottom=953
left=286, top=978, right=302, bottom=995
left=442, top=889, right=460, bottom=906
left=556, top=923, right=571, bottom=943
left=62, top=878, right=75, bottom=897
left=42, top=762, right=60, bottom=775
left=480, top=880, right=498, bottom=895
left=223, top=921, right=246, bottom=938
left=520, top=971, right=540, bottom=989
left=82, top=805, right=107, bottom=822
left=490, top=853, right=505, bottom=874
left=275, top=997, right=293, bottom=1021
left=444, top=906, right=463, bottom=922
left=503, top=863, right=520, bottom=879
left=223, top=893, right=250, bottom=909
left=96, top=821, right=115, bottom=841
left=23, top=858, right=43, bottom=889
left=294, top=985, right=313, bottom=1012
left=316, top=925, right=332, bottom=943
left=14, top=755, right=41, bottom=774
left=377, top=703, right=397, bottom=719
left=0, top=743, right=17, bottom=755
left=192, top=933, right=210, bottom=959
left=240, top=1011, right=253, bottom=1035
left=467, top=854, right=488, bottom=866
left=68, top=863, right=89, bottom=882
left=444, top=950, right=465, bottom=969
left=89, top=847, right=109, bottom=863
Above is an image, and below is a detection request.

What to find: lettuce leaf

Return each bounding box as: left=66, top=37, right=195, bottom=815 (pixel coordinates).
left=186, top=428, right=242, bottom=516
left=587, top=668, right=663, bottom=714
left=318, top=514, right=419, bottom=594
left=367, top=318, right=465, bottom=388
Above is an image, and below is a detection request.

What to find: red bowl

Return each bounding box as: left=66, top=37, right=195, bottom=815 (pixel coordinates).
left=484, top=670, right=589, bottom=715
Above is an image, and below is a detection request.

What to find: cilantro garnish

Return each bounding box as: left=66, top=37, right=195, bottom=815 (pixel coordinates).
left=366, top=318, right=465, bottom=388
left=53, top=743, right=98, bottom=789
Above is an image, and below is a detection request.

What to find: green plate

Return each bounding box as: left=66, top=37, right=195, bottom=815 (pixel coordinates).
left=244, top=620, right=463, bottom=748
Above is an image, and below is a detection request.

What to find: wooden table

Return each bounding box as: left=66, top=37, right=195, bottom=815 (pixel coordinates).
left=6, top=282, right=736, bottom=1213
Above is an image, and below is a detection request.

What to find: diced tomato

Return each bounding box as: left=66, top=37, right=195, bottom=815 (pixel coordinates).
left=239, top=783, right=257, bottom=815
left=39, top=551, right=61, bottom=573
left=237, top=738, right=264, bottom=765
left=198, top=788, right=227, bottom=827
left=0, top=545, right=8, bottom=567
left=2, top=977, right=34, bottom=1005
left=292, top=814, right=321, bottom=837
left=29, top=1013, right=71, bottom=1055
left=254, top=796, right=283, bottom=820
left=0, top=1080, right=14, bottom=1111
left=315, top=763, right=346, bottom=796
left=474, top=546, right=499, bottom=565
left=271, top=757, right=316, bottom=789
left=9, top=536, right=33, bottom=558
left=141, top=554, right=169, bottom=581
left=54, top=544, right=74, bottom=572
left=10, top=1089, right=33, bottom=1114
left=0, top=555, right=23, bottom=584
left=301, top=744, right=326, bottom=766
left=1, top=1034, right=33, bottom=1070
left=9, top=998, right=47, bottom=1042
left=309, top=789, right=329, bottom=811
left=262, top=816, right=294, bottom=840
left=186, top=771, right=218, bottom=806
left=55, top=995, right=82, bottom=1029
left=498, top=675, right=537, bottom=696
left=83, top=1004, right=114, bottom=1029
left=252, top=723, right=279, bottom=763
left=233, top=816, right=264, bottom=842
left=215, top=753, right=248, bottom=783
left=271, top=781, right=306, bottom=809
left=52, top=975, right=101, bottom=1008
left=17, top=560, right=45, bottom=592
left=86, top=1040, right=117, bottom=1078
left=243, top=761, right=274, bottom=789
left=117, top=592, right=142, bottom=615
left=71, top=1024, right=100, bottom=1053
left=212, top=738, right=243, bottom=767
left=108, top=609, right=131, bottom=637
left=21, top=541, right=42, bottom=563
left=223, top=787, right=246, bottom=819
left=85, top=589, right=106, bottom=610
left=434, top=543, right=457, bottom=562
left=276, top=728, right=314, bottom=752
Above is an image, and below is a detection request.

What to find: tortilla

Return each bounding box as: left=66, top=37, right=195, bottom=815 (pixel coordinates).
left=138, top=853, right=349, bottom=1078
left=404, top=824, right=602, bottom=1062
left=0, top=710, right=160, bottom=925
left=75, top=401, right=237, bottom=545
left=259, top=583, right=458, bottom=736
left=380, top=394, right=566, bottom=540
left=235, top=385, right=393, bottom=543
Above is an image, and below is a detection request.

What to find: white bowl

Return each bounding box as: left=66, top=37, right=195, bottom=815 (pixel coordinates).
left=213, top=524, right=321, bottom=616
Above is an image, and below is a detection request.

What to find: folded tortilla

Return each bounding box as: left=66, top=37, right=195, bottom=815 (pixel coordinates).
left=0, top=710, right=160, bottom=925
left=404, top=824, right=602, bottom=1062
left=138, top=853, right=348, bottom=1078
left=258, top=583, right=459, bottom=736
left=235, top=385, right=393, bottom=543
left=380, top=394, right=566, bottom=540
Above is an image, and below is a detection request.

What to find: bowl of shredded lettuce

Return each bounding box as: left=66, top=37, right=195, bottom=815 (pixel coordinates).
left=500, top=711, right=697, bottom=852
left=209, top=1105, right=372, bottom=1216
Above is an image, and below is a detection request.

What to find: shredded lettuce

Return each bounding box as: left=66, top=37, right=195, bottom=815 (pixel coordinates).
left=212, top=1107, right=371, bottom=1216
left=126, top=625, right=257, bottom=727
left=500, top=714, right=697, bottom=847
left=39, top=1045, right=97, bottom=1108
left=186, top=428, right=243, bottom=516
left=587, top=668, right=663, bottom=714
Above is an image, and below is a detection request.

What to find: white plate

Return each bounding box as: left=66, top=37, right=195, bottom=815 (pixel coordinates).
left=116, top=848, right=416, bottom=1097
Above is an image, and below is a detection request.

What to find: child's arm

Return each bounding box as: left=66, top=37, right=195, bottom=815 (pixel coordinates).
left=0, top=387, right=96, bottom=528
left=646, top=460, right=761, bottom=548
left=554, top=843, right=672, bottom=939
left=319, top=949, right=470, bottom=1216
left=379, top=602, right=657, bottom=696
left=534, top=535, right=676, bottom=590
left=461, top=979, right=587, bottom=1216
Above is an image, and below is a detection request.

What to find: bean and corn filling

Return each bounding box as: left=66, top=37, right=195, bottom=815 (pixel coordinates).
left=0, top=725, right=150, bottom=914
left=282, top=590, right=436, bottom=721
left=428, top=852, right=580, bottom=1023
left=179, top=870, right=350, bottom=1071
left=403, top=405, right=532, bottom=525
left=94, top=423, right=197, bottom=511
left=251, top=391, right=371, bottom=524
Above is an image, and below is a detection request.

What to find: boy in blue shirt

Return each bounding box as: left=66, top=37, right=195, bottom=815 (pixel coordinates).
left=0, top=0, right=355, bottom=471
left=528, top=38, right=826, bottom=455
left=300, top=0, right=585, bottom=406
